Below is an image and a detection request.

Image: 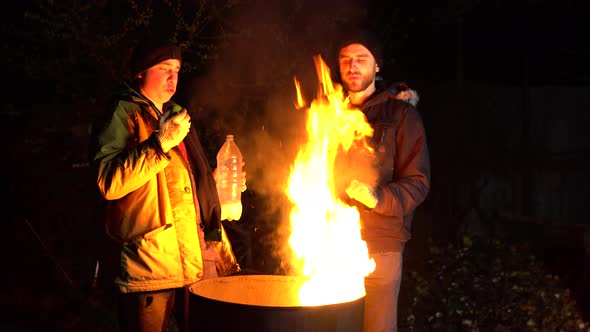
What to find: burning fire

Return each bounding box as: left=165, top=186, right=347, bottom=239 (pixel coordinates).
left=287, top=55, right=376, bottom=306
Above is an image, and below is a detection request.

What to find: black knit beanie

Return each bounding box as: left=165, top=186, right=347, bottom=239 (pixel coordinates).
left=336, top=30, right=383, bottom=68
left=129, top=40, right=182, bottom=77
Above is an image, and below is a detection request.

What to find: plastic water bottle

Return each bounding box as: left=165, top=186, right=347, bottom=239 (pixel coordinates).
left=216, top=134, right=243, bottom=221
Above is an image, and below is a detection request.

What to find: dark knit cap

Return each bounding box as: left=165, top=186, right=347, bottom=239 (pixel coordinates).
left=129, top=40, right=182, bottom=76
left=337, top=29, right=383, bottom=68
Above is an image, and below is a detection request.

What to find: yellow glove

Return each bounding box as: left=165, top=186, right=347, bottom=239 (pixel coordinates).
left=345, top=180, right=378, bottom=209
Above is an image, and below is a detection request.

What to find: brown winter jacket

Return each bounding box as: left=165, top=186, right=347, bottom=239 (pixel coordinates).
left=337, top=84, right=430, bottom=253
left=93, top=83, right=239, bottom=293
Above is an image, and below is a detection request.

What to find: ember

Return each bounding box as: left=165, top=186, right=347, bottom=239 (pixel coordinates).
left=287, top=55, right=375, bottom=306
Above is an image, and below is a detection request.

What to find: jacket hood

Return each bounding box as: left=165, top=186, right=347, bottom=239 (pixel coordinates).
left=112, top=81, right=145, bottom=101
left=362, top=82, right=420, bottom=109
left=111, top=81, right=181, bottom=116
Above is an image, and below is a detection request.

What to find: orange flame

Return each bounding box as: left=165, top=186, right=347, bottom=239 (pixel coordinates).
left=294, top=77, right=305, bottom=109
left=287, top=55, right=375, bottom=306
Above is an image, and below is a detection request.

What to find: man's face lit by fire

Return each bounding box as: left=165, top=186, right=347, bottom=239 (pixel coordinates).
left=138, top=59, right=181, bottom=107
left=338, top=43, right=379, bottom=94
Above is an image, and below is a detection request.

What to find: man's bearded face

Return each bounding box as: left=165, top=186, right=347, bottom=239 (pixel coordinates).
left=338, top=43, right=379, bottom=93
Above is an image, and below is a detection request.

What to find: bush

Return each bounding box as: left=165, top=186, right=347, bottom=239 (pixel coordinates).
left=401, top=236, right=589, bottom=331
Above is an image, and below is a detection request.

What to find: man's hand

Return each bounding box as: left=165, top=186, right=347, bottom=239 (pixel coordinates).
left=214, top=163, right=247, bottom=221
left=240, top=167, right=247, bottom=192
left=155, top=109, right=191, bottom=153
left=213, top=164, right=247, bottom=193
left=345, top=179, right=378, bottom=209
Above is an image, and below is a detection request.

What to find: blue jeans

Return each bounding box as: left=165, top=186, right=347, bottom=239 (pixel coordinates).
left=364, top=251, right=403, bottom=332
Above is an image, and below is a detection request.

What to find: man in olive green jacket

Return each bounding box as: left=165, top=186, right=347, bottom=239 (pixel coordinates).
left=92, top=39, right=240, bottom=332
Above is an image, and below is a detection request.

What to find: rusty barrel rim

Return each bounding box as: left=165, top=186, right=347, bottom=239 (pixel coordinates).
left=189, top=274, right=364, bottom=309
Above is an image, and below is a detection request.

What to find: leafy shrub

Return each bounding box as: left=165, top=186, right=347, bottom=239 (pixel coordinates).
left=401, top=236, right=589, bottom=331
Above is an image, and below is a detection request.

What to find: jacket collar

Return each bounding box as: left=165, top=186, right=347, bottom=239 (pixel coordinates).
left=115, top=81, right=181, bottom=119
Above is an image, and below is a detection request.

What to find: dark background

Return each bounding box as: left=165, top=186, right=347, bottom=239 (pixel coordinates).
left=3, top=0, right=590, bottom=330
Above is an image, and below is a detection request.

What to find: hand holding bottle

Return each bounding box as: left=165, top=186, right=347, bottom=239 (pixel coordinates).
left=215, top=166, right=246, bottom=221
left=216, top=135, right=245, bottom=221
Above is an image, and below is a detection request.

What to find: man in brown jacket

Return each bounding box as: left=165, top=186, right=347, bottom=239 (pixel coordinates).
left=91, top=39, right=240, bottom=332
left=337, top=31, right=431, bottom=332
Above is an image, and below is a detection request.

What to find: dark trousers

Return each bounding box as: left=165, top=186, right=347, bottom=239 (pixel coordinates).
left=118, top=288, right=190, bottom=332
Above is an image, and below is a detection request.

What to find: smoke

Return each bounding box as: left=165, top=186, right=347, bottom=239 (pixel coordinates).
left=182, top=0, right=370, bottom=273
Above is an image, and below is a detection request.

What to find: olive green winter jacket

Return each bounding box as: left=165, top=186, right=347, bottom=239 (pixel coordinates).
left=93, top=83, right=239, bottom=293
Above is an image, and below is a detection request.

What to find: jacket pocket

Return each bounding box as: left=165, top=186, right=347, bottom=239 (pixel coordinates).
left=120, top=223, right=181, bottom=282
left=372, top=122, right=395, bottom=180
